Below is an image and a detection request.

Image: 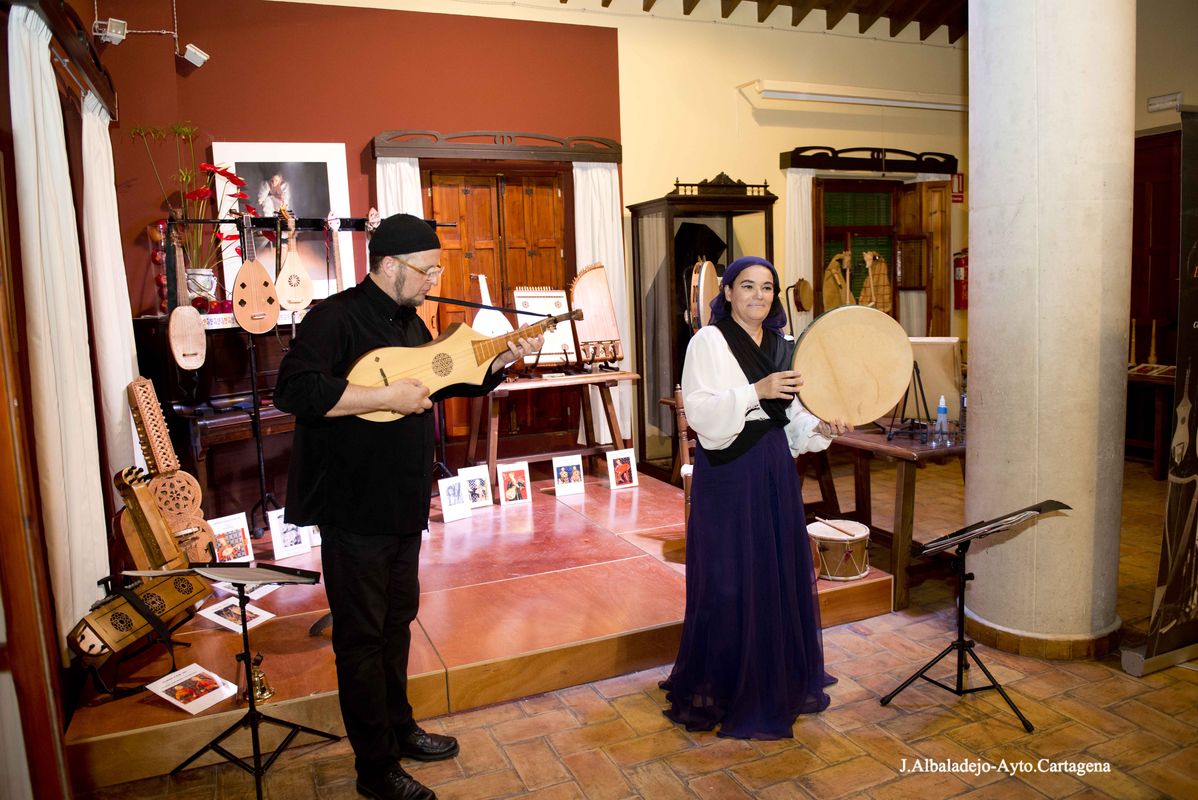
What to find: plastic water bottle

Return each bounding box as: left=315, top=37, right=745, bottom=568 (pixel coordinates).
left=931, top=395, right=950, bottom=447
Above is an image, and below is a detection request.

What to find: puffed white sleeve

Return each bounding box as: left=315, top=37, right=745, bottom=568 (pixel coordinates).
left=785, top=399, right=833, bottom=456
left=680, top=328, right=761, bottom=450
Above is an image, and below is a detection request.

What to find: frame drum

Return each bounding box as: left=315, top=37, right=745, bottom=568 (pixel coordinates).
left=807, top=519, right=870, bottom=581
left=696, top=260, right=721, bottom=328
left=791, top=305, right=913, bottom=425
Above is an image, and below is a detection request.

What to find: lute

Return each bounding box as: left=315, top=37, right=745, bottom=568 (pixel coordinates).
left=326, top=210, right=346, bottom=294
left=347, top=309, right=583, bottom=422
left=275, top=205, right=314, bottom=311
left=166, top=226, right=206, bottom=370
left=231, top=214, right=280, bottom=334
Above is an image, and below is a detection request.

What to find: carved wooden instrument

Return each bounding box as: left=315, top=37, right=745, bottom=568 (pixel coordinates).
left=231, top=215, right=280, bottom=334
left=326, top=211, right=346, bottom=294
left=69, top=574, right=211, bottom=662
left=114, top=466, right=189, bottom=570
left=570, top=263, right=622, bottom=362
left=347, top=309, right=582, bottom=422
left=275, top=205, right=313, bottom=311
left=128, top=376, right=180, bottom=475
left=166, top=226, right=206, bottom=370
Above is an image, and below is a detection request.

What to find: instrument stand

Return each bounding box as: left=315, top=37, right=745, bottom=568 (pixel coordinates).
left=244, top=332, right=280, bottom=537
left=886, top=361, right=932, bottom=442
left=879, top=539, right=1034, bottom=733
left=432, top=401, right=452, bottom=483
left=172, top=572, right=339, bottom=800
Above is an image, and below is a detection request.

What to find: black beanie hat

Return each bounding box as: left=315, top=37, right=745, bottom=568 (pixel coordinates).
left=368, top=213, right=441, bottom=258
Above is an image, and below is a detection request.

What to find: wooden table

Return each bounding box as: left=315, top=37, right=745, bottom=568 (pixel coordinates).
left=1128, top=370, right=1174, bottom=480
left=829, top=426, right=966, bottom=610
left=465, top=370, right=640, bottom=481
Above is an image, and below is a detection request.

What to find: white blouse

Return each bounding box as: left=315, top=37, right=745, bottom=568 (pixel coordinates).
left=681, top=325, right=832, bottom=457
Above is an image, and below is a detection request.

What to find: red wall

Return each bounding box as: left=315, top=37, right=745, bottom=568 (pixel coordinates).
left=79, top=0, right=621, bottom=314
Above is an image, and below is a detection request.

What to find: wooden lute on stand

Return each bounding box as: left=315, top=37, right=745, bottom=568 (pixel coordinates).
left=231, top=215, right=280, bottom=334
left=347, top=309, right=583, bottom=422
left=166, top=226, right=206, bottom=370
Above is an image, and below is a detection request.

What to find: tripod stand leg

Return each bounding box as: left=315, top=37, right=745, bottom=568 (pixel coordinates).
left=880, top=640, right=957, bottom=706
left=965, top=647, right=1034, bottom=732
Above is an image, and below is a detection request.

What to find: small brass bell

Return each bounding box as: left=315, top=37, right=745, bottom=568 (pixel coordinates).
left=246, top=652, right=275, bottom=703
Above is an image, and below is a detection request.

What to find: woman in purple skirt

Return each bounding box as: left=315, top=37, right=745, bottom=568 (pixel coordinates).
left=662, top=256, right=848, bottom=740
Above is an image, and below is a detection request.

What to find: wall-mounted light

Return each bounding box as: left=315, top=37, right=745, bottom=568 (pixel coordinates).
left=1147, top=92, right=1182, bottom=113
left=180, top=43, right=209, bottom=68
left=745, top=80, right=967, bottom=113
left=91, top=17, right=127, bottom=45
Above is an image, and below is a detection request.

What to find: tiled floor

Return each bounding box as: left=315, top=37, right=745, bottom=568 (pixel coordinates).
left=83, top=459, right=1195, bottom=799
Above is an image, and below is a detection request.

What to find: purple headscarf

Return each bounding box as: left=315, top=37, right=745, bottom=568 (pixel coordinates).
left=708, top=256, right=788, bottom=331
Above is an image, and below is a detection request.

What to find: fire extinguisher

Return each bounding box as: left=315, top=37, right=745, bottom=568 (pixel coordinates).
left=953, top=249, right=968, bottom=310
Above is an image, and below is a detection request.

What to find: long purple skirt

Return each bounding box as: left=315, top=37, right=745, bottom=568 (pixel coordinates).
left=662, top=427, right=833, bottom=739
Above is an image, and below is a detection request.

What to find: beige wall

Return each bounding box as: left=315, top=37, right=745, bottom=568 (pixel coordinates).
left=1137, top=0, right=1198, bottom=132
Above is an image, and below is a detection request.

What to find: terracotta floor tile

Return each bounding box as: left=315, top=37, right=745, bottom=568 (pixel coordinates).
left=519, top=693, right=567, bottom=717
left=879, top=709, right=971, bottom=742
left=610, top=691, right=675, bottom=735
left=623, top=761, right=694, bottom=799
left=945, top=718, right=1033, bottom=751
left=1072, top=764, right=1162, bottom=800
left=866, top=771, right=972, bottom=800
left=452, top=728, right=510, bottom=776
left=688, top=771, right=755, bottom=799
left=592, top=668, right=663, bottom=700
left=1135, top=683, right=1198, bottom=716
left=841, top=725, right=922, bottom=768
left=556, top=685, right=621, bottom=726
left=796, top=754, right=897, bottom=799
left=405, top=756, right=467, bottom=787
left=603, top=728, right=693, bottom=767
left=1086, top=729, right=1177, bottom=771
left=729, top=748, right=826, bottom=791
left=1064, top=674, right=1154, bottom=708
left=753, top=780, right=811, bottom=800
left=1017, top=721, right=1108, bottom=758
left=664, top=737, right=759, bottom=778
left=911, top=738, right=1006, bottom=788
left=505, top=738, right=572, bottom=789
left=1044, top=696, right=1138, bottom=738
left=491, top=709, right=580, bottom=745
left=430, top=767, right=524, bottom=800
left=1110, top=699, right=1198, bottom=745
left=548, top=719, right=638, bottom=756
left=521, top=782, right=586, bottom=800
left=561, top=750, right=633, bottom=800
left=441, top=702, right=528, bottom=733
left=791, top=717, right=866, bottom=764
left=951, top=777, right=1050, bottom=799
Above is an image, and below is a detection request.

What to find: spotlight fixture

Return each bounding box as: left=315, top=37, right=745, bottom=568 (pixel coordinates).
left=92, top=17, right=127, bottom=45
left=180, top=43, right=209, bottom=68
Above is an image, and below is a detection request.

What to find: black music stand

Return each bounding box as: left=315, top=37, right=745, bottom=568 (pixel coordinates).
left=130, top=563, right=341, bottom=800
left=879, top=500, right=1070, bottom=733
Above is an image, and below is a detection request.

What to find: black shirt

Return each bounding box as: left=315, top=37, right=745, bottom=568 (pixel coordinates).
left=274, top=277, right=505, bottom=535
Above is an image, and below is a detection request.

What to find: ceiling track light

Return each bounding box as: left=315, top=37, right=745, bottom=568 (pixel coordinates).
left=92, top=1, right=209, bottom=68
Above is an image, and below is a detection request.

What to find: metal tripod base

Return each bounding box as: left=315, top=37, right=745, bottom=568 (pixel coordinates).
left=879, top=540, right=1034, bottom=733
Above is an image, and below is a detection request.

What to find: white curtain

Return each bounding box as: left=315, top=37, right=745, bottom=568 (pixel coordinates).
left=9, top=7, right=109, bottom=643
left=785, top=168, right=816, bottom=335
left=573, top=162, right=632, bottom=445
left=81, top=92, right=141, bottom=505
left=376, top=156, right=425, bottom=217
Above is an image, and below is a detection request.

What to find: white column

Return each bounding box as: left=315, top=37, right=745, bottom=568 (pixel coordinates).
left=965, top=0, right=1134, bottom=647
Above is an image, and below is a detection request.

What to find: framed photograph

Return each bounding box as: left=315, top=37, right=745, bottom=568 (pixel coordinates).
left=213, top=581, right=278, bottom=601
left=198, top=596, right=275, bottom=633
left=146, top=663, right=237, bottom=715
left=606, top=448, right=638, bottom=489
left=497, top=461, right=532, bottom=506
left=209, top=512, right=254, bottom=563
left=552, top=454, right=585, bottom=496
left=266, top=508, right=313, bottom=560
left=457, top=465, right=493, bottom=508
left=210, top=142, right=355, bottom=299
left=437, top=476, right=472, bottom=523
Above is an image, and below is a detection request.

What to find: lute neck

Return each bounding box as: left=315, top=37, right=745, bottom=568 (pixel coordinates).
left=472, top=311, right=577, bottom=364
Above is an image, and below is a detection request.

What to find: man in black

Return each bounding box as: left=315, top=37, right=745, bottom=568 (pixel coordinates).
left=275, top=214, right=542, bottom=800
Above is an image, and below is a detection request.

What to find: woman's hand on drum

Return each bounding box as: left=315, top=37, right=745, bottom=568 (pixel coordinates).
left=756, top=370, right=804, bottom=400
left=815, top=418, right=851, bottom=437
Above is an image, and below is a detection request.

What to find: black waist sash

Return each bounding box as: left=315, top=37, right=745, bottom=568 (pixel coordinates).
left=702, top=318, right=792, bottom=466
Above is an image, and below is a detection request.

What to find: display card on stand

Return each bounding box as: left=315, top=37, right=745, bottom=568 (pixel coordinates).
left=606, top=448, right=638, bottom=489
left=209, top=512, right=254, bottom=563
left=552, top=454, right=585, bottom=496
left=497, top=461, right=532, bottom=506
left=199, top=597, right=275, bottom=632
left=437, top=476, right=472, bottom=522
left=266, top=508, right=314, bottom=560
left=457, top=465, right=493, bottom=508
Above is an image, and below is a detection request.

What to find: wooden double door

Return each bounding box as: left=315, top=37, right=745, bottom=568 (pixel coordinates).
left=423, top=168, right=576, bottom=438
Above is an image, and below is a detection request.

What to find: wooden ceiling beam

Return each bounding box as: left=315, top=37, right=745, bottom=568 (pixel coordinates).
left=757, top=0, right=782, bottom=23
left=722, top=0, right=743, bottom=17
left=790, top=0, right=819, bottom=27
left=643, top=0, right=657, bottom=11
left=858, top=0, right=898, bottom=34
left=889, top=0, right=931, bottom=37
left=825, top=0, right=858, bottom=30
left=947, top=14, right=967, bottom=44
left=918, top=0, right=962, bottom=40
left=683, top=0, right=702, bottom=14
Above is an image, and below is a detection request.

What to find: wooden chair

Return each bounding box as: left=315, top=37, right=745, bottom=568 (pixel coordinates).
left=659, top=385, right=695, bottom=521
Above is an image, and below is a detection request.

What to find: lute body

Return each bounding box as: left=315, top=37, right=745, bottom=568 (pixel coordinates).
left=347, top=309, right=582, bottom=422
left=232, top=215, right=280, bottom=334
left=166, top=228, right=206, bottom=369
left=276, top=205, right=314, bottom=311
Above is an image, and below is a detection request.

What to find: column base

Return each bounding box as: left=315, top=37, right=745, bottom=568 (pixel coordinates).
left=964, top=609, right=1122, bottom=661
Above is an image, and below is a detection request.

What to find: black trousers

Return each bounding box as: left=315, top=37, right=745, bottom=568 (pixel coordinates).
left=321, top=525, right=422, bottom=775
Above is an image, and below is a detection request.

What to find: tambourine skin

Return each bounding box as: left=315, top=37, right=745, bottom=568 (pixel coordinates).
left=791, top=305, right=913, bottom=425
left=697, top=261, right=720, bottom=327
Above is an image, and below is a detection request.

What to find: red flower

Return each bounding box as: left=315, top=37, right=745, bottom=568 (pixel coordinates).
left=184, top=187, right=213, bottom=200
left=228, top=191, right=248, bottom=199
left=214, top=231, right=240, bottom=241
left=243, top=203, right=258, bottom=216
left=199, top=162, right=219, bottom=173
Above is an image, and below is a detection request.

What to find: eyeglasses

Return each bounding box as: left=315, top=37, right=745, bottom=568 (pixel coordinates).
left=391, top=256, right=444, bottom=281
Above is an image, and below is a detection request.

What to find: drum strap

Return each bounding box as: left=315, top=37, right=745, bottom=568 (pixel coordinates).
left=704, top=319, right=791, bottom=466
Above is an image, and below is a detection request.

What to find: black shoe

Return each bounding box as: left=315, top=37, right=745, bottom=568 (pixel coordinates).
left=397, top=726, right=460, bottom=762
left=356, top=764, right=436, bottom=800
